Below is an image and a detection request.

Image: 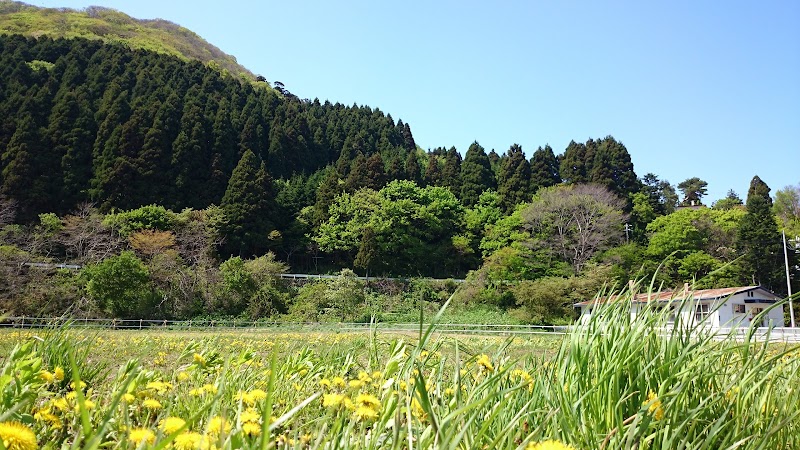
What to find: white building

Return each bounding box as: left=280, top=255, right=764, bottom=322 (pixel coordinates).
left=574, top=285, right=785, bottom=329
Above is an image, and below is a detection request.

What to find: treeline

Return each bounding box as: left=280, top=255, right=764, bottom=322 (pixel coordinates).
left=1, top=34, right=798, bottom=323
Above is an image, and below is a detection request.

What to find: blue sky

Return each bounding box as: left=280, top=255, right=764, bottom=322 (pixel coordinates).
left=29, top=0, right=800, bottom=203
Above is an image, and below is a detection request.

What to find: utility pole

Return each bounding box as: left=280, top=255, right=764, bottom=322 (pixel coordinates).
left=624, top=223, right=632, bottom=244
left=784, top=230, right=795, bottom=328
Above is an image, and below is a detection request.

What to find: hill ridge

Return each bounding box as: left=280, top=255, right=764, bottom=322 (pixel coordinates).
left=0, top=0, right=255, bottom=79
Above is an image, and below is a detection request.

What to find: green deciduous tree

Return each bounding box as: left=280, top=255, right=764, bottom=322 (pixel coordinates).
left=84, top=250, right=154, bottom=318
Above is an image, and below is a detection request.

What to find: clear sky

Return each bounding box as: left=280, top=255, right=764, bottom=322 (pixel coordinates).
left=28, top=0, right=800, bottom=203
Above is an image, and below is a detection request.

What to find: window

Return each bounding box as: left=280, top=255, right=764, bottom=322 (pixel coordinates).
left=733, top=304, right=745, bottom=314
left=747, top=291, right=754, bottom=298
left=695, top=303, right=711, bottom=322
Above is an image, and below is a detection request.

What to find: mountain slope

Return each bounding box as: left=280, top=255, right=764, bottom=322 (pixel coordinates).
left=0, top=1, right=253, bottom=79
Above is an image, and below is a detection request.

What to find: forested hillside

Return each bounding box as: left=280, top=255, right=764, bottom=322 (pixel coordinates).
left=0, top=30, right=797, bottom=323
left=0, top=1, right=252, bottom=77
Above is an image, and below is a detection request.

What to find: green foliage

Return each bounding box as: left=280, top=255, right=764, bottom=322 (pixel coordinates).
left=459, top=141, right=494, bottom=206
left=324, top=269, right=366, bottom=321
left=83, top=251, right=154, bottom=318
left=677, top=177, right=708, bottom=206
left=103, top=204, right=177, bottom=236
left=0, top=3, right=253, bottom=78
left=737, top=176, right=784, bottom=292
left=496, top=143, right=530, bottom=212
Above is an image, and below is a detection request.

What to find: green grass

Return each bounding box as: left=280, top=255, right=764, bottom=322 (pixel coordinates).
left=0, top=285, right=798, bottom=449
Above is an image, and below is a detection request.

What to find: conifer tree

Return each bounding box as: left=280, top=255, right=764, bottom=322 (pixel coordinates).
left=737, top=176, right=784, bottom=292
left=404, top=151, right=422, bottom=185
left=365, top=152, right=387, bottom=190
left=346, top=152, right=370, bottom=191
left=313, top=168, right=343, bottom=226
left=460, top=141, right=494, bottom=206
left=559, top=140, right=588, bottom=184
left=1, top=112, right=55, bottom=220
left=424, top=153, right=442, bottom=187
left=442, top=146, right=462, bottom=194
left=529, top=144, right=562, bottom=194
left=221, top=149, right=276, bottom=256
left=588, top=136, right=638, bottom=199
left=497, top=144, right=531, bottom=212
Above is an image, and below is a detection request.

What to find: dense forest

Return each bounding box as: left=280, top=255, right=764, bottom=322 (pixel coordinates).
left=1, top=33, right=798, bottom=323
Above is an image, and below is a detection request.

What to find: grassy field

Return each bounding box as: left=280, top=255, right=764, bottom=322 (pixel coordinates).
left=0, top=293, right=799, bottom=450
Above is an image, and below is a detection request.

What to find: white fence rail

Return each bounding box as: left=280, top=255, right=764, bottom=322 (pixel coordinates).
left=0, top=316, right=562, bottom=335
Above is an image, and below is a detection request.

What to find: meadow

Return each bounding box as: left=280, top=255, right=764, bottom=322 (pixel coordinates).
left=0, top=290, right=799, bottom=450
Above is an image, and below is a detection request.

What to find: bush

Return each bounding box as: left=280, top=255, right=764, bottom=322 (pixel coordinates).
left=83, top=251, right=155, bottom=318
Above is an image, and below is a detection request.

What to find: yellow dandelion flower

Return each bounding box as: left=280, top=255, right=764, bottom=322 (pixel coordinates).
left=343, top=397, right=355, bottom=410
left=177, top=372, right=190, bottom=382
left=353, top=405, right=379, bottom=421
left=242, top=422, right=261, bottom=437
left=128, top=427, right=156, bottom=446
left=322, top=393, right=344, bottom=408
left=69, top=380, right=87, bottom=390
left=357, top=371, right=372, bottom=383
left=476, top=354, right=494, bottom=372
left=51, top=398, right=69, bottom=412
left=0, top=421, right=37, bottom=450
left=645, top=390, right=664, bottom=421
left=75, top=399, right=95, bottom=412
left=356, top=393, right=380, bottom=410
left=53, top=367, right=65, bottom=382
left=122, top=393, right=136, bottom=403
left=34, top=409, right=62, bottom=429
left=348, top=379, right=364, bottom=389
left=319, top=378, right=332, bottom=389
left=193, top=353, right=207, bottom=366
left=39, top=371, right=55, bottom=383
left=159, top=416, right=186, bottom=434
left=332, top=377, right=346, bottom=388
left=142, top=398, right=163, bottom=411
left=239, top=409, right=260, bottom=424
left=201, top=384, right=217, bottom=394
left=249, top=389, right=267, bottom=401
left=444, top=387, right=455, bottom=396
left=189, top=388, right=203, bottom=397
left=526, top=440, right=576, bottom=450
left=206, top=417, right=231, bottom=436
left=173, top=432, right=202, bottom=450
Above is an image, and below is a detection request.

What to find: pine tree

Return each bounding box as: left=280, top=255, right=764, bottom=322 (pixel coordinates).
left=459, top=141, right=494, bottom=206
left=497, top=144, right=531, bottom=212
left=220, top=149, right=276, bottom=257
left=737, top=176, right=784, bottom=292
left=529, top=144, right=561, bottom=194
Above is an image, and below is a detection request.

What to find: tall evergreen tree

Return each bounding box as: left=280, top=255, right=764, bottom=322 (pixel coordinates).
left=220, top=149, right=276, bottom=256
left=737, top=176, right=784, bottom=292
left=459, top=141, right=494, bottom=206
left=588, top=136, right=639, bottom=199
left=345, top=152, right=370, bottom=191
left=364, top=152, right=387, bottom=190
left=404, top=151, right=422, bottom=185
left=423, top=153, right=442, bottom=187
left=313, top=168, right=343, bottom=226
left=1, top=112, right=55, bottom=220
left=497, top=144, right=531, bottom=212
left=559, top=140, right=588, bottom=184
left=529, top=144, right=561, bottom=194
left=441, top=146, right=462, bottom=195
